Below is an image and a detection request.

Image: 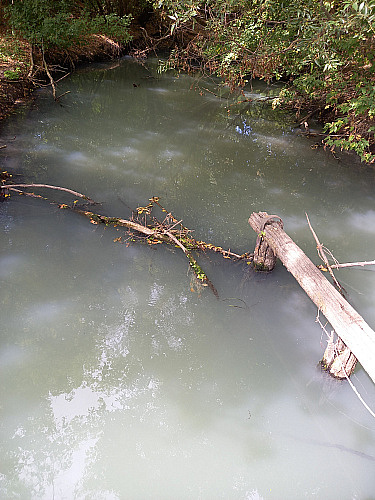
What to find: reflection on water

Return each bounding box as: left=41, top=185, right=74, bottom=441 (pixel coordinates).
left=1, top=57, right=375, bottom=499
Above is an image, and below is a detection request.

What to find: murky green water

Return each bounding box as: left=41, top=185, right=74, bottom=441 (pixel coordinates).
left=1, top=57, right=375, bottom=499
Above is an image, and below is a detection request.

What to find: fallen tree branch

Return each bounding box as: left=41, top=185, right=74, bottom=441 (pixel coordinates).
left=165, top=228, right=219, bottom=297
left=2, top=187, right=47, bottom=200
left=1, top=183, right=248, bottom=296
left=1, top=184, right=97, bottom=203
left=68, top=206, right=226, bottom=297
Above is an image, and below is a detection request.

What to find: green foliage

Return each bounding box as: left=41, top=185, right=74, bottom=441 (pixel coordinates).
left=153, top=0, right=375, bottom=163
left=188, top=255, right=208, bottom=282
left=88, top=12, right=133, bottom=42
left=83, top=0, right=152, bottom=18
left=339, top=83, right=375, bottom=118
left=3, top=67, right=21, bottom=80
left=5, top=0, right=132, bottom=48
left=0, top=32, right=29, bottom=66
left=323, top=82, right=375, bottom=163
left=2, top=0, right=375, bottom=162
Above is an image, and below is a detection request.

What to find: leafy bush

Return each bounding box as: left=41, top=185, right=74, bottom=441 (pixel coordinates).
left=4, top=67, right=21, bottom=80
left=6, top=0, right=132, bottom=48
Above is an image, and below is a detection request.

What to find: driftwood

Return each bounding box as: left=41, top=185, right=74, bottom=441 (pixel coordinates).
left=249, top=211, right=375, bottom=384
left=252, top=215, right=283, bottom=271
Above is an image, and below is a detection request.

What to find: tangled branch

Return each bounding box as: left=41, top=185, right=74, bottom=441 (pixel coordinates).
left=1, top=183, right=252, bottom=297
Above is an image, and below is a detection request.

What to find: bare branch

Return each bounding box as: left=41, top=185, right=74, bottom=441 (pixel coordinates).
left=42, top=41, right=57, bottom=100
left=328, top=260, right=375, bottom=269
left=305, top=212, right=343, bottom=293
left=1, top=184, right=97, bottom=203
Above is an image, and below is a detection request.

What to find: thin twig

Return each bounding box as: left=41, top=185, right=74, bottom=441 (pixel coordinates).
left=56, top=91, right=71, bottom=100
left=55, top=72, right=71, bottom=84
left=1, top=184, right=97, bottom=203
left=163, top=219, right=184, bottom=234
left=306, top=212, right=343, bottom=293
left=327, top=260, right=375, bottom=269
left=165, top=230, right=188, bottom=254
left=4, top=187, right=47, bottom=200
left=42, top=41, right=57, bottom=101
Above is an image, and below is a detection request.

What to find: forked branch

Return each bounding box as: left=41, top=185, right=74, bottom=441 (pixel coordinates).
left=305, top=212, right=344, bottom=294
left=1, top=184, right=250, bottom=297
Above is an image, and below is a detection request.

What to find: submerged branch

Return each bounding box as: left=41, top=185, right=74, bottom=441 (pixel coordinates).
left=306, top=212, right=344, bottom=294
left=2, top=182, right=250, bottom=296
left=320, top=260, right=375, bottom=270
left=69, top=207, right=236, bottom=297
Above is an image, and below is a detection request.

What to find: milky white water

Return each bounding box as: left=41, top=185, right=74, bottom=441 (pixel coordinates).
left=1, top=57, right=375, bottom=499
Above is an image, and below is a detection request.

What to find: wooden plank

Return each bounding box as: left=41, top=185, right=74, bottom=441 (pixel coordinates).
left=249, top=211, right=375, bottom=384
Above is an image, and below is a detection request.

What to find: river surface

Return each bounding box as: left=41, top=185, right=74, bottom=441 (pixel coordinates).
left=1, top=57, right=375, bottom=499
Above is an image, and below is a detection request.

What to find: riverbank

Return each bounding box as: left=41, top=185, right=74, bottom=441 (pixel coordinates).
left=0, top=32, right=32, bottom=124
left=0, top=7, right=172, bottom=128
left=0, top=31, right=132, bottom=127
left=1, top=23, right=374, bottom=165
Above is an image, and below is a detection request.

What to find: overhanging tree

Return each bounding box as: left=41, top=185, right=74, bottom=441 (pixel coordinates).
left=153, top=0, right=375, bottom=163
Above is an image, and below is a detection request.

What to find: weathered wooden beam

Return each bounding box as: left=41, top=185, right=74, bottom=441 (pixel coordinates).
left=249, top=211, right=375, bottom=384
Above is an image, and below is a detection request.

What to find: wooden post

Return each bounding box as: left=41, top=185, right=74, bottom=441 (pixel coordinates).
left=321, top=334, right=358, bottom=379
left=249, top=211, right=375, bottom=384
left=252, top=215, right=283, bottom=272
